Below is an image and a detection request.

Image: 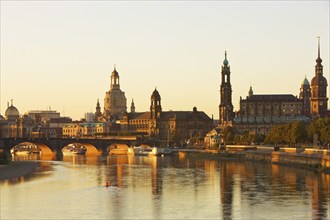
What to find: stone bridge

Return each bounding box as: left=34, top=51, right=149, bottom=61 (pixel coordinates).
left=0, top=137, right=150, bottom=156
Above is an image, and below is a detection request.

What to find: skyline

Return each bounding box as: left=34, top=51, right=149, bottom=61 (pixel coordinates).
left=1, top=1, right=329, bottom=120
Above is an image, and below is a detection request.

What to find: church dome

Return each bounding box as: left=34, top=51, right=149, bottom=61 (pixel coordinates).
left=302, top=77, right=310, bottom=86
left=5, top=103, right=19, bottom=118
left=311, top=75, right=328, bottom=86
left=151, top=88, right=160, bottom=99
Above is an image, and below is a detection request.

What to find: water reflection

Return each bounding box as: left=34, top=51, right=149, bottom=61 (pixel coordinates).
left=0, top=155, right=329, bottom=219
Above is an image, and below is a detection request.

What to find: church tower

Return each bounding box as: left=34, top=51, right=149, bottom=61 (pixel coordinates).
left=248, top=86, right=253, bottom=97
left=130, top=99, right=135, bottom=113
left=310, top=37, right=328, bottom=117
left=94, top=99, right=103, bottom=122
left=219, top=51, right=234, bottom=125
left=150, top=88, right=162, bottom=119
left=103, top=65, right=127, bottom=121
left=299, top=76, right=311, bottom=116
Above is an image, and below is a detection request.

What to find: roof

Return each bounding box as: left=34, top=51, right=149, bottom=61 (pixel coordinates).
left=242, top=94, right=299, bottom=102
left=5, top=105, right=19, bottom=117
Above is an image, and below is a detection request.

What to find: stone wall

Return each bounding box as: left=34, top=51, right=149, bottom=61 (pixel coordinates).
left=245, top=151, right=330, bottom=170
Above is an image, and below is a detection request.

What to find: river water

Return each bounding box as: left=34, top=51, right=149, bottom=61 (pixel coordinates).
left=1, top=154, right=329, bottom=220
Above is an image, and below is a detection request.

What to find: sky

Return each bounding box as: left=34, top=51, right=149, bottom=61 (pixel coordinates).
left=1, top=1, right=329, bottom=120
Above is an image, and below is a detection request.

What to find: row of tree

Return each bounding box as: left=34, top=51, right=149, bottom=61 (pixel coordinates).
left=221, top=117, right=330, bottom=147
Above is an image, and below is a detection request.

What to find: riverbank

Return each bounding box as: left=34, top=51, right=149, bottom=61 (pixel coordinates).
left=245, top=151, right=330, bottom=173
left=179, top=149, right=330, bottom=173
left=0, top=161, right=40, bottom=181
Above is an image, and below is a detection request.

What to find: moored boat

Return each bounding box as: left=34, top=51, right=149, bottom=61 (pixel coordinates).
left=62, top=144, right=87, bottom=155
left=11, top=143, right=41, bottom=155
left=128, top=145, right=173, bottom=156
left=128, top=146, right=152, bottom=156
left=148, top=147, right=173, bottom=156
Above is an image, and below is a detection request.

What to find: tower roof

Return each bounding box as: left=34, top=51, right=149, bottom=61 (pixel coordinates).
left=112, top=65, right=119, bottom=77
left=316, top=37, right=322, bottom=64
left=151, top=88, right=160, bottom=99
left=302, top=76, right=310, bottom=86
left=223, top=51, right=229, bottom=66
left=5, top=100, right=19, bottom=117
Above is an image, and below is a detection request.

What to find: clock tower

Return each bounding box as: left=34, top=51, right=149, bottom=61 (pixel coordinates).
left=310, top=37, right=328, bottom=117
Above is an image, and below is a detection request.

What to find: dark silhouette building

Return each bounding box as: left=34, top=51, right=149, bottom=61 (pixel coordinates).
left=219, top=51, right=234, bottom=126
left=310, top=37, right=328, bottom=117
left=299, top=77, right=311, bottom=116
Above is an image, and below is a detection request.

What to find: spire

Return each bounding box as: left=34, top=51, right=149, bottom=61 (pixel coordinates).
left=318, top=36, right=320, bottom=58
left=248, top=86, right=253, bottom=97
left=223, top=51, right=229, bottom=66
left=130, top=99, right=135, bottom=113
left=316, top=36, right=322, bottom=64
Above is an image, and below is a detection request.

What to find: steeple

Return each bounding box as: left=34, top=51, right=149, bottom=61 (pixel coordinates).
left=96, top=99, right=101, bottom=112
left=248, top=86, right=253, bottom=97
left=111, top=65, right=120, bottom=89
left=150, top=88, right=162, bottom=119
left=219, top=51, right=234, bottom=126
left=310, top=37, right=328, bottom=117
left=316, top=36, right=322, bottom=65
left=223, top=51, right=229, bottom=66
left=130, top=99, right=135, bottom=113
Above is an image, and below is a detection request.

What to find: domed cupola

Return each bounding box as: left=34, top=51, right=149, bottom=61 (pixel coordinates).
left=151, top=88, right=160, bottom=99
left=150, top=88, right=162, bottom=119
left=5, top=100, right=19, bottom=121
left=302, top=76, right=310, bottom=86
left=112, top=65, right=119, bottom=77
left=223, top=51, right=229, bottom=66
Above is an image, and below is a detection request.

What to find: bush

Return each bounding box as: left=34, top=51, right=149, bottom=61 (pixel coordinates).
left=0, top=149, right=10, bottom=165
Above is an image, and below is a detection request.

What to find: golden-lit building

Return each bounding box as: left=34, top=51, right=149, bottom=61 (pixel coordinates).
left=102, top=66, right=127, bottom=121
left=62, top=123, right=107, bottom=138
left=310, top=38, right=328, bottom=117
left=0, top=100, right=21, bottom=138
left=121, top=89, right=214, bottom=146
left=234, top=88, right=309, bottom=134
left=227, top=40, right=327, bottom=135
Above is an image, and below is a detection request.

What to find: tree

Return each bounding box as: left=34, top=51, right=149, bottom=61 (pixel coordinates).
left=289, top=121, right=307, bottom=146
left=307, top=117, right=330, bottom=144
left=320, top=125, right=330, bottom=145
left=223, top=126, right=235, bottom=144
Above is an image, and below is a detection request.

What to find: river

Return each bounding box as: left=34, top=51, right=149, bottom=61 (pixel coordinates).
left=1, top=154, right=329, bottom=219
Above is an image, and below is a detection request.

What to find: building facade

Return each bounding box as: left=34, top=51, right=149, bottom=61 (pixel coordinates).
left=121, top=89, right=214, bottom=146
left=234, top=88, right=309, bottom=134
left=62, top=122, right=107, bottom=138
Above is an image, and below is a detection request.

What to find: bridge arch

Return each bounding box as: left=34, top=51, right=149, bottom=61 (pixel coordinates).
left=10, top=142, right=53, bottom=155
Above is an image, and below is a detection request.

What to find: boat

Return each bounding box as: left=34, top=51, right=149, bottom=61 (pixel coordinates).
left=148, top=147, right=173, bottom=156
left=128, top=145, right=172, bottom=156
left=11, top=143, right=41, bottom=155
left=62, top=144, right=87, bottom=155
left=128, top=146, right=152, bottom=156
